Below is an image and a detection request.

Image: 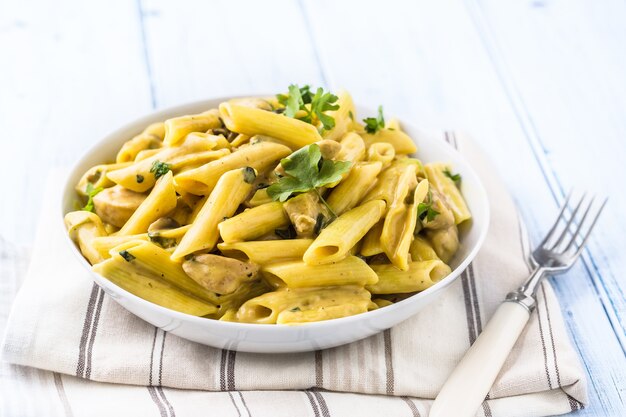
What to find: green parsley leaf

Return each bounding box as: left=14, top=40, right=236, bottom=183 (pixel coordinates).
left=443, top=169, right=462, bottom=185
left=150, top=160, right=171, bottom=179
left=81, top=182, right=103, bottom=213
left=289, top=306, right=301, bottom=312
left=136, top=174, right=144, bottom=183
left=417, top=191, right=440, bottom=222
left=119, top=250, right=136, bottom=262
left=363, top=105, right=385, bottom=134
left=267, top=144, right=351, bottom=203
left=276, top=84, right=339, bottom=130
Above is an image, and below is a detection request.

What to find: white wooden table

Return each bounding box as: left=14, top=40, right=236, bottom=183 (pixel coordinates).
left=1, top=0, right=624, bottom=415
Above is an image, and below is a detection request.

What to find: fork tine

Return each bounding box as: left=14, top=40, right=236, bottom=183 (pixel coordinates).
left=537, top=191, right=573, bottom=249
left=562, top=195, right=595, bottom=253
left=548, top=192, right=586, bottom=250
left=570, top=198, right=607, bottom=260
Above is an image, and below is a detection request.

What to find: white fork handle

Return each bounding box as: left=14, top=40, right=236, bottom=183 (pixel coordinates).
left=429, top=301, right=531, bottom=417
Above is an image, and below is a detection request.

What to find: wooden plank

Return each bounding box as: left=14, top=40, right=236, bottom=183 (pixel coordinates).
left=138, top=0, right=324, bottom=107
left=0, top=0, right=153, bottom=245
left=301, top=0, right=625, bottom=415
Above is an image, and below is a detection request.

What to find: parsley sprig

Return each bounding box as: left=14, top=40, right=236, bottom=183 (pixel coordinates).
left=150, top=160, right=171, bottom=179
left=82, top=182, right=103, bottom=213
left=363, top=105, right=385, bottom=134
left=417, top=190, right=440, bottom=222
left=443, top=169, right=462, bottom=185
left=267, top=143, right=351, bottom=218
left=276, top=84, right=340, bottom=130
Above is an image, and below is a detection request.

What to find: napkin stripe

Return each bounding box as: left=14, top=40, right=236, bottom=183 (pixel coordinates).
left=383, top=329, right=395, bottom=395
left=149, top=327, right=158, bottom=386
left=481, top=401, right=493, bottom=417
left=85, top=288, right=105, bottom=379
left=304, top=391, right=321, bottom=417
left=401, top=396, right=420, bottom=417
left=148, top=386, right=173, bottom=417
left=537, top=300, right=553, bottom=389
left=237, top=392, right=252, bottom=417
left=76, top=284, right=104, bottom=378
left=227, top=392, right=243, bottom=417
left=312, top=390, right=331, bottom=417
left=315, top=350, right=324, bottom=387
left=219, top=349, right=227, bottom=390
left=541, top=285, right=583, bottom=412
left=228, top=350, right=237, bottom=390
left=219, top=349, right=237, bottom=390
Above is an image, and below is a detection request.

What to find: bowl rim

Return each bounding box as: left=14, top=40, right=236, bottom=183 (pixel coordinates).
left=61, top=96, right=490, bottom=333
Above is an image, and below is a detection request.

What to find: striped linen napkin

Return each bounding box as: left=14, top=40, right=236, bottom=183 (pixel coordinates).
left=1, top=132, right=587, bottom=417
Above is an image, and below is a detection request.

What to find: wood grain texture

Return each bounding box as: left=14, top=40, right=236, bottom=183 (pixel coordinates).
left=0, top=0, right=624, bottom=415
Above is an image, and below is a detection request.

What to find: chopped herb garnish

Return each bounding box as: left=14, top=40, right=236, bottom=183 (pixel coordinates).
left=81, top=182, right=103, bottom=213
left=119, top=250, right=136, bottom=262
left=348, top=110, right=354, bottom=121
left=276, top=84, right=339, bottom=130
left=148, top=234, right=177, bottom=249
left=242, top=166, right=256, bottom=184
left=417, top=190, right=440, bottom=222
left=443, top=169, right=462, bottom=185
left=275, top=225, right=297, bottom=240
left=256, top=183, right=269, bottom=189
left=314, top=213, right=327, bottom=235
left=289, top=306, right=301, bottom=312
left=363, top=105, right=385, bottom=134
left=136, top=174, right=144, bottom=183
left=150, top=160, right=171, bottom=179
left=266, top=144, right=351, bottom=218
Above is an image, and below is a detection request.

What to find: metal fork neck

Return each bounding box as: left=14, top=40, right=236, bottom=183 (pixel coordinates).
left=504, top=267, right=546, bottom=313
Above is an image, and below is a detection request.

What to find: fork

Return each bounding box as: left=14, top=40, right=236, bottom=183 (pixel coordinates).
left=429, top=192, right=607, bottom=417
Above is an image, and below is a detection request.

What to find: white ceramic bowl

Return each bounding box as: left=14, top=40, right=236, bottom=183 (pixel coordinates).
left=61, top=97, right=489, bottom=353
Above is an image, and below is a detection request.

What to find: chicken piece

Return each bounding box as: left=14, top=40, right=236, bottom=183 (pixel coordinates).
left=316, top=139, right=342, bottom=160
left=93, top=185, right=146, bottom=228
left=283, top=192, right=324, bottom=238
left=425, top=225, right=459, bottom=264
left=422, top=188, right=455, bottom=230
left=182, top=254, right=259, bottom=294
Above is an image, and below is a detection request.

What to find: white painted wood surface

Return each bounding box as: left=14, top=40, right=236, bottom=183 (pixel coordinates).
left=0, top=0, right=624, bottom=415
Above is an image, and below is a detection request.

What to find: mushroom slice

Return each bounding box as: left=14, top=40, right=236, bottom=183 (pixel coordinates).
left=182, top=254, right=259, bottom=294
left=93, top=185, right=146, bottom=228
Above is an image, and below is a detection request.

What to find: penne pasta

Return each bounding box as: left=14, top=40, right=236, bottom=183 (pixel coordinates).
left=424, top=163, right=471, bottom=224
left=173, top=142, right=291, bottom=195
left=116, top=122, right=165, bottom=163
left=327, top=162, right=382, bottom=215
left=218, top=202, right=289, bottom=243
left=360, top=126, right=417, bottom=155
left=303, top=200, right=386, bottom=265
left=163, top=109, right=221, bottom=146
left=118, top=171, right=177, bottom=236
left=263, top=256, right=378, bottom=289
left=217, top=239, right=313, bottom=265
left=366, top=260, right=451, bottom=294
left=219, top=103, right=323, bottom=148
left=171, top=167, right=255, bottom=260
left=65, top=211, right=107, bottom=265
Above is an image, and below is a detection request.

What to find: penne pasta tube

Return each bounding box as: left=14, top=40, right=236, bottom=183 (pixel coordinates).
left=134, top=149, right=161, bottom=162
left=107, top=134, right=216, bottom=192
left=235, top=286, right=373, bottom=324
left=367, top=142, right=395, bottom=167
left=336, top=132, right=366, bottom=164
left=409, top=235, right=440, bottom=262
left=219, top=102, right=323, bottom=148
left=366, top=260, right=451, bottom=294
left=360, top=220, right=384, bottom=257
left=171, top=167, right=255, bottom=260
left=304, top=200, right=386, bottom=265
left=65, top=211, right=107, bottom=265
left=163, top=109, right=221, bottom=146
left=76, top=162, right=133, bottom=196
left=174, top=142, right=291, bottom=195
left=327, top=162, right=382, bottom=215
left=118, top=171, right=177, bottom=236
left=116, top=122, right=165, bottom=163
left=424, top=163, right=471, bottom=224
left=263, top=256, right=378, bottom=289
left=168, top=148, right=230, bottom=170
left=247, top=188, right=273, bottom=207
left=218, top=239, right=313, bottom=265
left=218, top=202, right=289, bottom=243
left=362, top=160, right=419, bottom=207
left=381, top=179, right=429, bottom=271
left=360, top=127, right=417, bottom=155
left=323, top=90, right=355, bottom=141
